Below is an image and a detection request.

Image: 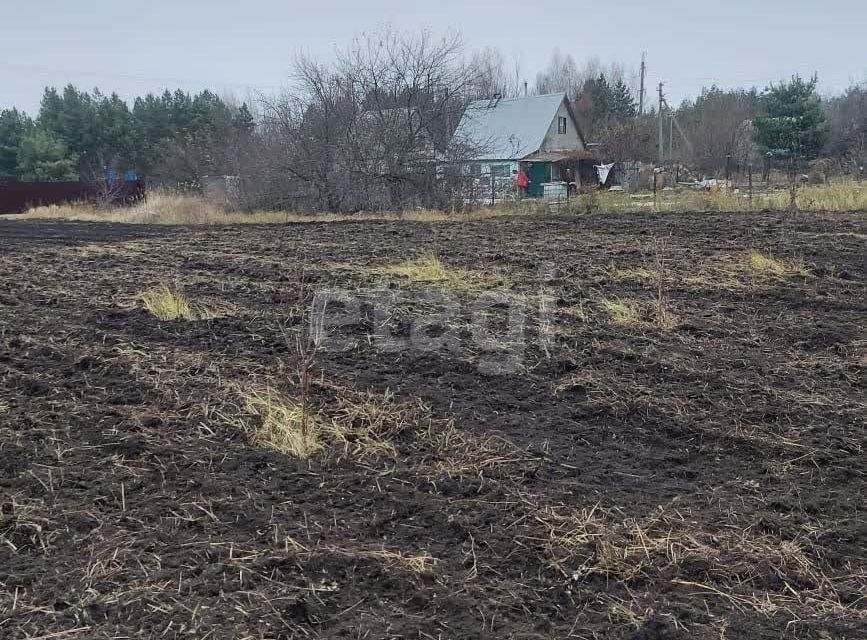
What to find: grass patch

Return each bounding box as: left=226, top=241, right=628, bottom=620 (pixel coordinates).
left=385, top=253, right=454, bottom=282
left=601, top=298, right=644, bottom=327
left=601, top=297, right=677, bottom=330
left=748, top=250, right=807, bottom=277
left=240, top=387, right=323, bottom=459
left=234, top=385, right=427, bottom=460
left=565, top=300, right=592, bottom=322
left=323, top=388, right=417, bottom=457
left=382, top=253, right=506, bottom=291
left=138, top=285, right=197, bottom=321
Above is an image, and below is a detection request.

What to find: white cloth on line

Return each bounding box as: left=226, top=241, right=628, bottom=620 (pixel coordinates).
left=594, top=163, right=616, bottom=184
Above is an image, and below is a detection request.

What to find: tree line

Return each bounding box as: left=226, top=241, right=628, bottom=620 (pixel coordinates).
left=0, top=31, right=864, bottom=211
left=0, top=86, right=254, bottom=183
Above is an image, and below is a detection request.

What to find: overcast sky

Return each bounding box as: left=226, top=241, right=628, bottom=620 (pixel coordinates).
left=2, top=0, right=865, bottom=115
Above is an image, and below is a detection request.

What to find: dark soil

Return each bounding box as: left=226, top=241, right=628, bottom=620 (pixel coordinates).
left=0, top=211, right=865, bottom=639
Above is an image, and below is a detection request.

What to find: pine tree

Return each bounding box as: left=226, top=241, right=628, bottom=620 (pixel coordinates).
left=754, top=75, right=826, bottom=158
left=610, top=79, right=637, bottom=118
left=233, top=103, right=256, bottom=134
left=16, top=129, right=78, bottom=181
left=0, top=108, right=34, bottom=179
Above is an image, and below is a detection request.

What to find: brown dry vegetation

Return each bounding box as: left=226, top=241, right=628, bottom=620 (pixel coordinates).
left=14, top=181, right=867, bottom=227
left=0, top=210, right=864, bottom=639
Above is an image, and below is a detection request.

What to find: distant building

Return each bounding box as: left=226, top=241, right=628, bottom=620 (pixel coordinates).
left=451, top=92, right=595, bottom=196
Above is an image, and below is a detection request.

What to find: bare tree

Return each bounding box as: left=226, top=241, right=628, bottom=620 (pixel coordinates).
left=676, top=87, right=760, bottom=175
left=824, top=81, right=867, bottom=174
left=467, top=47, right=521, bottom=99
left=534, top=50, right=581, bottom=97
left=258, top=29, right=484, bottom=213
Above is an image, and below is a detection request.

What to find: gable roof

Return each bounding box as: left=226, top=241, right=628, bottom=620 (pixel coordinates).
left=452, top=92, right=584, bottom=161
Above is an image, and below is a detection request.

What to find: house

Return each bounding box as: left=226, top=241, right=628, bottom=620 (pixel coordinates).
left=451, top=92, right=595, bottom=197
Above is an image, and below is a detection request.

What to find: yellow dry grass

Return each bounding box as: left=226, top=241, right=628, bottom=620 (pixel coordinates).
left=19, top=193, right=533, bottom=226
left=382, top=253, right=506, bottom=291
left=15, top=182, right=866, bottom=226
left=240, top=387, right=323, bottom=459
left=565, top=300, right=592, bottom=322
left=600, top=297, right=677, bottom=330
left=747, top=250, right=807, bottom=278
left=601, top=298, right=644, bottom=327
left=385, top=253, right=451, bottom=282
left=138, top=285, right=196, bottom=321
left=234, top=384, right=427, bottom=460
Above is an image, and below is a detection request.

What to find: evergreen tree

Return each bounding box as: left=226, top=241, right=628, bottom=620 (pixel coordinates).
left=37, top=85, right=100, bottom=172
left=16, top=129, right=78, bottom=181
left=754, top=75, right=826, bottom=158
left=233, top=103, right=256, bottom=134
left=0, top=108, right=34, bottom=179
left=610, top=79, right=637, bottom=118
left=585, top=73, right=613, bottom=119
left=94, top=92, right=138, bottom=171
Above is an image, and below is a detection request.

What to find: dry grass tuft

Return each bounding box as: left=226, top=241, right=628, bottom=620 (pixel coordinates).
left=382, top=253, right=506, bottom=291
left=233, top=384, right=427, bottom=460
left=748, top=249, right=807, bottom=278
left=420, top=419, right=532, bottom=477
left=362, top=549, right=437, bottom=574
left=565, top=300, right=592, bottom=322
left=600, top=297, right=677, bottom=330
left=601, top=298, right=644, bottom=327
left=240, top=387, right=323, bottom=459
left=323, top=388, right=421, bottom=457
left=138, top=285, right=197, bottom=321
left=385, top=253, right=453, bottom=282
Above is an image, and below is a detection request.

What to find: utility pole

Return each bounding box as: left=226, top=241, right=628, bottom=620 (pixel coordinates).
left=638, top=52, right=646, bottom=115
left=658, top=82, right=665, bottom=164
left=669, top=114, right=674, bottom=161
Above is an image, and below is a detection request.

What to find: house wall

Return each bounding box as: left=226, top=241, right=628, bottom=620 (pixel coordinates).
left=464, top=161, right=519, bottom=177
left=480, top=161, right=519, bottom=177
left=540, top=100, right=583, bottom=152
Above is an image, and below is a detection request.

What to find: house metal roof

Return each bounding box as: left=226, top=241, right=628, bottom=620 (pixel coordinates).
left=452, top=92, right=569, bottom=161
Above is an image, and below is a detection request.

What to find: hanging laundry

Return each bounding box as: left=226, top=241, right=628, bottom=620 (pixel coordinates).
left=594, top=163, right=616, bottom=185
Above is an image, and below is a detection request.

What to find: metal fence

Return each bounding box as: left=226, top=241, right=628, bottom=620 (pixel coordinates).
left=0, top=180, right=145, bottom=214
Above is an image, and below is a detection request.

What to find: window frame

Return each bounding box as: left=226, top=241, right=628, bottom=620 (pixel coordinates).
left=490, top=163, right=511, bottom=178
left=558, top=116, right=567, bottom=134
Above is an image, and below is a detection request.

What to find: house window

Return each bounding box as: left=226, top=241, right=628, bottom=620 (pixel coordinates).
left=558, top=117, right=567, bottom=134
left=490, top=164, right=510, bottom=178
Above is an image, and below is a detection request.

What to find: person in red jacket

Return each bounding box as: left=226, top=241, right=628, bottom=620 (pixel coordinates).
left=515, top=169, right=529, bottom=197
